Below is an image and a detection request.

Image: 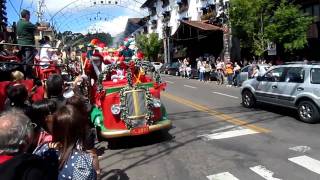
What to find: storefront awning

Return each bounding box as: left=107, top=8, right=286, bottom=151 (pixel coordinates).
left=180, top=20, right=221, bottom=31
left=170, top=20, right=224, bottom=61
left=171, top=20, right=222, bottom=41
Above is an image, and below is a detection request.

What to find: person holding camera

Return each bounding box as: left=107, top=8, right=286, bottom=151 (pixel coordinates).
left=17, top=9, right=47, bottom=79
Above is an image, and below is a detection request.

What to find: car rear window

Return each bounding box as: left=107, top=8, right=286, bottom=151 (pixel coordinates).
left=311, top=68, right=320, bottom=84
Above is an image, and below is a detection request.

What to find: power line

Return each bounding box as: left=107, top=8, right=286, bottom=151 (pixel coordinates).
left=8, top=0, right=20, bottom=17
left=19, top=0, right=24, bottom=13
left=44, top=4, right=54, bottom=20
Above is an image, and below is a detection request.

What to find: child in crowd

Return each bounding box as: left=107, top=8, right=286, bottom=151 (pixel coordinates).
left=11, top=70, right=24, bottom=82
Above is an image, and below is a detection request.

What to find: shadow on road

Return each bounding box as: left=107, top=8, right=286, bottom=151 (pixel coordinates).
left=107, top=130, right=174, bottom=150
left=101, top=169, right=130, bottom=180
left=97, top=103, right=306, bottom=174
left=254, top=103, right=300, bottom=120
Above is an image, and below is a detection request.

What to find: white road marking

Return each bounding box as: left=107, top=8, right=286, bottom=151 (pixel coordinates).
left=207, top=172, right=239, bottom=180
left=212, top=92, right=239, bottom=99
left=289, top=155, right=320, bottom=174
left=184, top=85, right=197, bottom=89
left=210, top=125, right=238, bottom=133
left=200, top=128, right=259, bottom=140
left=289, top=146, right=311, bottom=153
left=166, top=81, right=174, bottom=84
left=250, top=165, right=282, bottom=180
left=198, top=125, right=240, bottom=138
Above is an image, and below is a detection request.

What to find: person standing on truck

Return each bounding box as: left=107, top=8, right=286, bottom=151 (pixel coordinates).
left=17, top=9, right=47, bottom=79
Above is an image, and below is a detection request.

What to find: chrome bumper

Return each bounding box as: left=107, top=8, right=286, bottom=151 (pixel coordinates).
left=100, top=119, right=172, bottom=139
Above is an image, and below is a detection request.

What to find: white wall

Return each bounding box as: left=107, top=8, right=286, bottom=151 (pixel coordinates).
left=142, top=0, right=229, bottom=39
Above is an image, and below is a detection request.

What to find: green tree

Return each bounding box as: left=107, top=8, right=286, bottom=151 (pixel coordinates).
left=265, top=1, right=313, bottom=52
left=59, top=31, right=113, bottom=48
left=229, top=0, right=313, bottom=57
left=136, top=33, right=161, bottom=61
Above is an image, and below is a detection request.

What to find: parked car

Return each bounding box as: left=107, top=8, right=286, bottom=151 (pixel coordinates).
left=241, top=62, right=320, bottom=123
left=190, top=67, right=199, bottom=79
left=151, top=62, right=163, bottom=71
left=141, top=61, right=155, bottom=72
left=161, top=62, right=180, bottom=76
left=238, top=64, right=270, bottom=86
left=160, top=63, right=170, bottom=74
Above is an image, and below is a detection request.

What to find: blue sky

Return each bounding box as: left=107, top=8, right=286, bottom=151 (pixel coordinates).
left=6, top=0, right=147, bottom=36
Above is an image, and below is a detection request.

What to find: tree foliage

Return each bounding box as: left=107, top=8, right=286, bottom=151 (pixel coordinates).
left=229, top=0, right=313, bottom=56
left=135, top=33, right=161, bottom=61
left=57, top=31, right=113, bottom=47
left=265, top=2, right=313, bottom=52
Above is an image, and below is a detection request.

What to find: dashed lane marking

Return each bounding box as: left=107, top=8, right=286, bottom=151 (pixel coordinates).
left=183, top=85, right=197, bottom=89
left=207, top=172, right=239, bottom=180
left=289, top=155, right=320, bottom=174
left=162, top=92, right=270, bottom=133
left=250, top=165, right=282, bottom=180
left=212, top=92, right=239, bottom=99
left=166, top=81, right=174, bottom=84
left=289, top=146, right=311, bottom=153
left=199, top=127, right=259, bottom=140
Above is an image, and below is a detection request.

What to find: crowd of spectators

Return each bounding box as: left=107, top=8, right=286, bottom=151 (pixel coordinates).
left=176, top=56, right=274, bottom=87
left=0, top=73, right=100, bottom=180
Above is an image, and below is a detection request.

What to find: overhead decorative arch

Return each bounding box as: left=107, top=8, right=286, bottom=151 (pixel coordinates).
left=56, top=12, right=116, bottom=32
left=47, top=0, right=147, bottom=33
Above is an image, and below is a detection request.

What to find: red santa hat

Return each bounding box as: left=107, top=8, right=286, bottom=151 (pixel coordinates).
left=90, top=38, right=100, bottom=45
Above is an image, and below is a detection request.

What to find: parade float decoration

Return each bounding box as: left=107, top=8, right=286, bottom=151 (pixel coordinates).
left=88, top=38, right=171, bottom=139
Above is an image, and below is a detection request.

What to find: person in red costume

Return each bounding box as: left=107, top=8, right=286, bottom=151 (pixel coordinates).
left=84, top=51, right=105, bottom=81
left=136, top=50, right=144, bottom=60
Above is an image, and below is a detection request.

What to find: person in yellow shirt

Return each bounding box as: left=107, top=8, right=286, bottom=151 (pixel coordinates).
left=225, top=62, right=234, bottom=86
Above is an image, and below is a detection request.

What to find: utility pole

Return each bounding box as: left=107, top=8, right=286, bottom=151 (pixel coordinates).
left=163, top=23, right=170, bottom=64
left=37, top=0, right=45, bottom=37
left=218, top=0, right=231, bottom=63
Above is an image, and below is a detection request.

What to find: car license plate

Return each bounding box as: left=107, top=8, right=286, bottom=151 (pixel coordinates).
left=130, top=126, right=149, bottom=135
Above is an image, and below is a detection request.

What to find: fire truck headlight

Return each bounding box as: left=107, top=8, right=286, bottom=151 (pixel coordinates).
left=111, top=104, right=121, bottom=115
left=153, top=99, right=161, bottom=108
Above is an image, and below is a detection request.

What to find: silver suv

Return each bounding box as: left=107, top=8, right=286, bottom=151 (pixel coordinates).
left=241, top=63, right=320, bottom=123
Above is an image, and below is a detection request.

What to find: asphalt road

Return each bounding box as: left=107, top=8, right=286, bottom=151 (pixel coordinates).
left=98, top=75, right=320, bottom=180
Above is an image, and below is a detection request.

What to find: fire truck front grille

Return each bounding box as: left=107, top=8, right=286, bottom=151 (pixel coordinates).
left=124, top=89, right=147, bottom=124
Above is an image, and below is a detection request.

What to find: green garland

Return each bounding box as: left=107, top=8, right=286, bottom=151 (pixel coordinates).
left=126, top=68, right=133, bottom=87
left=153, top=70, right=162, bottom=84
left=97, top=60, right=152, bottom=92
left=119, top=85, right=155, bottom=129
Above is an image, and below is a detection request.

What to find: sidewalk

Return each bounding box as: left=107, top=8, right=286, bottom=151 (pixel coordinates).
left=161, top=73, right=241, bottom=88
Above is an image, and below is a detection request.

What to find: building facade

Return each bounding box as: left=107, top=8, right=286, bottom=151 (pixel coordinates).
left=0, top=0, right=7, bottom=40
left=141, top=0, right=229, bottom=39
left=140, top=0, right=229, bottom=63
left=295, top=0, right=320, bottom=60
